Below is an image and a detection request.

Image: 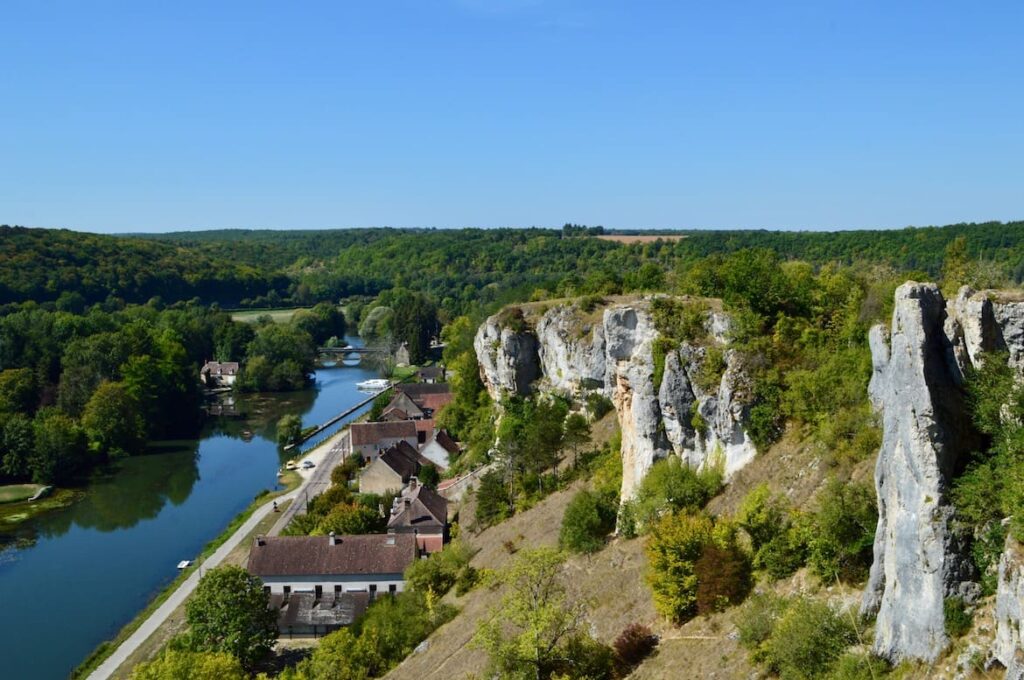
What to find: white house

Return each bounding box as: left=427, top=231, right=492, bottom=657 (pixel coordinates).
left=247, top=532, right=418, bottom=597
left=200, top=361, right=239, bottom=388
left=419, top=429, right=459, bottom=470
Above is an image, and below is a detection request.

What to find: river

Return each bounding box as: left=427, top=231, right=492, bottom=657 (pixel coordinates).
left=0, top=342, right=380, bottom=680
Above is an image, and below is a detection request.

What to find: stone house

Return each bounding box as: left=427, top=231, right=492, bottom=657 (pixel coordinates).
left=387, top=478, right=448, bottom=554
left=247, top=532, right=418, bottom=597
left=200, top=361, right=239, bottom=388
left=358, top=441, right=429, bottom=495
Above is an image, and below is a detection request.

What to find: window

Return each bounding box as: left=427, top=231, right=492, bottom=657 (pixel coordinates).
left=369, top=584, right=377, bottom=593
left=315, top=585, right=323, bottom=599
left=334, top=585, right=342, bottom=594
left=388, top=584, right=397, bottom=594
left=263, top=586, right=271, bottom=595
left=283, top=586, right=291, bottom=594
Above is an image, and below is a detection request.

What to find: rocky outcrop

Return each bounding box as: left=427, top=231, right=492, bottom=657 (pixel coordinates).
left=658, top=346, right=756, bottom=477
left=602, top=306, right=670, bottom=499
left=535, top=305, right=607, bottom=394
left=995, top=534, right=1024, bottom=678
left=474, top=315, right=541, bottom=398
left=474, top=298, right=757, bottom=502
left=863, top=283, right=981, bottom=662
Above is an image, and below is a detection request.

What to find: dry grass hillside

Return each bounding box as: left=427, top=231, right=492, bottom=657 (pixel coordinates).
left=386, top=418, right=872, bottom=680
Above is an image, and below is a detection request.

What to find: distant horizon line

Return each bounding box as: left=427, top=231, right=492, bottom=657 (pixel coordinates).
left=5, top=217, right=1021, bottom=237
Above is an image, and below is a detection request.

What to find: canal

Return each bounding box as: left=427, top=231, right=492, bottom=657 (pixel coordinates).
left=0, top=342, right=380, bottom=680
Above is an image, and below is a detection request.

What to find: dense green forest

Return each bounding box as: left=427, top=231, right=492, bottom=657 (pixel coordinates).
left=5, top=220, right=1023, bottom=313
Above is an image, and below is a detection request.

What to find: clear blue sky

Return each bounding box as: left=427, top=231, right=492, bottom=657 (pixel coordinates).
left=2, top=1, right=1022, bottom=233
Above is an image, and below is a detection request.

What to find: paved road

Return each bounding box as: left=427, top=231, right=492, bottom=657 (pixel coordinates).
left=88, top=430, right=350, bottom=680
left=269, top=432, right=349, bottom=535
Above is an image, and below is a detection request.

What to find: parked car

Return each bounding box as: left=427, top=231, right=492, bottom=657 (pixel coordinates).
left=302, top=460, right=315, bottom=469
left=285, top=460, right=298, bottom=471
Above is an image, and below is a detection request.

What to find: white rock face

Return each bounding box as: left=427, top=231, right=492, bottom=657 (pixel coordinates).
left=995, top=534, right=1024, bottom=679
left=602, top=306, right=670, bottom=500
left=535, top=305, right=607, bottom=394
left=474, top=316, right=541, bottom=399
left=862, top=282, right=978, bottom=662
left=991, top=297, right=1024, bottom=374
left=473, top=299, right=758, bottom=503
left=657, top=345, right=756, bottom=477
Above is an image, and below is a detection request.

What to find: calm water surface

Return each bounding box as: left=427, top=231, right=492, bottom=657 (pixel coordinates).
left=0, top=344, right=379, bottom=680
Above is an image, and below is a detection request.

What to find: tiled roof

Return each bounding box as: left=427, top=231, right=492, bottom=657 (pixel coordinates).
left=419, top=393, right=453, bottom=412
left=248, top=533, right=417, bottom=577
left=377, top=442, right=422, bottom=480
left=201, top=361, right=239, bottom=376
left=350, top=420, right=417, bottom=446
left=384, top=392, right=424, bottom=419
left=395, top=383, right=451, bottom=397
left=433, top=429, right=461, bottom=454
left=388, top=481, right=448, bottom=530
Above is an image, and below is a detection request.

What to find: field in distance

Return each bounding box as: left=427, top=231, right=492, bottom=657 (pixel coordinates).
left=595, top=234, right=687, bottom=244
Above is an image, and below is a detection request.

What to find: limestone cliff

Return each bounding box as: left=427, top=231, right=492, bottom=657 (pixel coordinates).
left=861, top=282, right=979, bottom=662
left=862, top=283, right=1024, bottom=667
left=995, top=534, right=1024, bottom=678
left=474, top=297, right=757, bottom=501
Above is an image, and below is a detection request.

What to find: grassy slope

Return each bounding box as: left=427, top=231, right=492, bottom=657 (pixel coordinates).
left=387, top=414, right=885, bottom=680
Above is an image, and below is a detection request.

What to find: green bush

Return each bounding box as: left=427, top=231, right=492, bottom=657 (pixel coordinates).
left=645, top=512, right=714, bottom=623
left=736, top=593, right=791, bottom=663
left=761, top=598, right=857, bottom=680
left=633, top=456, right=722, bottom=532
left=650, top=297, right=709, bottom=343
left=972, top=520, right=1008, bottom=596
left=806, top=478, right=877, bottom=583
left=695, top=346, right=727, bottom=392
left=736, top=484, right=807, bottom=579
left=944, top=596, right=973, bottom=638
left=824, top=652, right=891, bottom=680
left=474, top=469, right=512, bottom=527
left=560, top=489, right=616, bottom=554
left=405, top=539, right=476, bottom=597
left=652, top=336, right=673, bottom=392
left=585, top=391, right=614, bottom=419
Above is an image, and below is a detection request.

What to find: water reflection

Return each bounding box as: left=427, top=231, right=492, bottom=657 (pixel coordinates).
left=0, top=351, right=380, bottom=680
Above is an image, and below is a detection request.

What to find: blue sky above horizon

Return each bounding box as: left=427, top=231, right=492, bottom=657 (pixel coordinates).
left=2, top=1, right=1022, bottom=234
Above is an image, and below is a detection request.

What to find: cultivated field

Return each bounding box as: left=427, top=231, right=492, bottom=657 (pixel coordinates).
left=596, top=234, right=687, bottom=244
left=229, top=307, right=310, bottom=324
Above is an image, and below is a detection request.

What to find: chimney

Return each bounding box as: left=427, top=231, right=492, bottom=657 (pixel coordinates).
left=256, top=535, right=265, bottom=547
left=329, top=531, right=339, bottom=546
left=408, top=476, right=418, bottom=492
left=385, top=532, right=396, bottom=546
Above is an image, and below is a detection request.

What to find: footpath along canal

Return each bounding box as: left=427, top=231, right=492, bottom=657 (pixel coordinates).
left=0, top=339, right=380, bottom=680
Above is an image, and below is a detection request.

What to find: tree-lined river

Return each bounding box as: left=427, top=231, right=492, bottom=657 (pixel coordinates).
left=0, top=342, right=379, bottom=680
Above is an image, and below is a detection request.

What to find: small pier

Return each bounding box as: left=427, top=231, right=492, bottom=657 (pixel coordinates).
left=284, top=385, right=393, bottom=451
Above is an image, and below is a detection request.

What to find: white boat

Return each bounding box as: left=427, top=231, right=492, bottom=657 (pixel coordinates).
left=356, top=378, right=391, bottom=391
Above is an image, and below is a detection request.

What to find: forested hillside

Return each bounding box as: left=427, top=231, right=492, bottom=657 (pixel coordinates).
left=0, top=226, right=287, bottom=308
left=5, top=220, right=1023, bottom=313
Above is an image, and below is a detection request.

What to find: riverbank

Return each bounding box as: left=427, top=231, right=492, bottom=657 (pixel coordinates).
left=78, top=416, right=361, bottom=679
left=72, top=469, right=302, bottom=680
left=0, top=487, right=82, bottom=531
